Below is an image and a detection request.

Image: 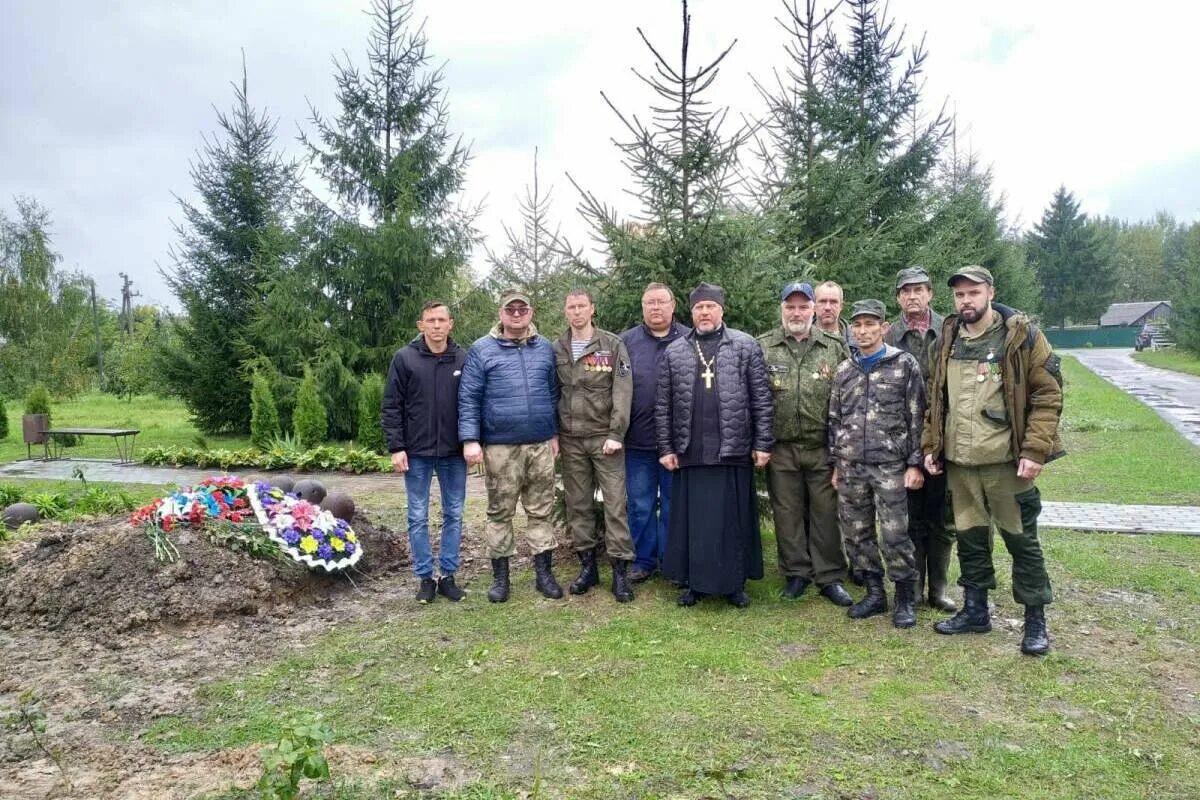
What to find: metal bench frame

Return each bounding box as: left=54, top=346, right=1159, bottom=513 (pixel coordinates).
left=42, top=428, right=140, bottom=464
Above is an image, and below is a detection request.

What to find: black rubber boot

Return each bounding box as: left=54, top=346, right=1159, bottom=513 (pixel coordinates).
left=913, top=537, right=928, bottom=605
left=926, top=539, right=959, bottom=613
left=487, top=558, right=510, bottom=603
left=533, top=550, right=564, bottom=599
left=569, top=547, right=600, bottom=595
left=781, top=576, right=811, bottom=599
left=1021, top=605, right=1050, bottom=656
left=892, top=579, right=917, bottom=629
left=848, top=573, right=887, bottom=619
left=611, top=559, right=634, bottom=603
left=934, top=586, right=991, bottom=634
left=437, top=575, right=465, bottom=602
left=416, top=576, right=437, bottom=605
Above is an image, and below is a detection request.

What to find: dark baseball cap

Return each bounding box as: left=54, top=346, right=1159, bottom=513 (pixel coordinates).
left=947, top=265, right=993, bottom=286
left=780, top=281, right=815, bottom=302
left=895, top=267, right=932, bottom=290
left=849, top=299, right=887, bottom=320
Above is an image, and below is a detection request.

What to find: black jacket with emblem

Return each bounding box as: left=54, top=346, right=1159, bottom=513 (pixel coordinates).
left=382, top=335, right=467, bottom=457
left=553, top=327, right=633, bottom=439
left=655, top=326, right=774, bottom=459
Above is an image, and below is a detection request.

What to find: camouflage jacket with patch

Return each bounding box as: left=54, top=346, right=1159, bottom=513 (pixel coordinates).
left=828, top=345, right=926, bottom=466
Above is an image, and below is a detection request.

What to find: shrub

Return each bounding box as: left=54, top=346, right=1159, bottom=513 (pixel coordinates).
left=293, top=368, right=328, bottom=449
left=356, top=373, right=386, bottom=454
left=0, top=394, right=8, bottom=441
left=250, top=372, right=282, bottom=450
left=24, top=384, right=51, bottom=416
left=314, top=349, right=359, bottom=441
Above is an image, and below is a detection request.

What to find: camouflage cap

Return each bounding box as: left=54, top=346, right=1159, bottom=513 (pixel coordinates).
left=849, top=298, right=887, bottom=320
left=498, top=287, right=532, bottom=307
left=895, top=266, right=932, bottom=290
left=947, top=265, right=993, bottom=286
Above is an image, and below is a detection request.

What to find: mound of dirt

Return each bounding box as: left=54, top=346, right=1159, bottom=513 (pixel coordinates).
left=0, top=513, right=413, bottom=634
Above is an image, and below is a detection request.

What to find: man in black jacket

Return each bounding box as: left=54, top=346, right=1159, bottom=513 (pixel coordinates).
left=656, top=282, right=774, bottom=607
left=382, top=300, right=468, bottom=604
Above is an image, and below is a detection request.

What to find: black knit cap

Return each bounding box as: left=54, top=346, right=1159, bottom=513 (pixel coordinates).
left=688, top=282, right=726, bottom=308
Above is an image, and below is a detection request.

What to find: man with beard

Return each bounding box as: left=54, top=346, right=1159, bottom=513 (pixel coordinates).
left=884, top=267, right=958, bottom=613
left=553, top=288, right=636, bottom=602
left=758, top=282, right=853, bottom=606
left=923, top=266, right=1064, bottom=655
left=656, top=282, right=774, bottom=608
left=621, top=282, right=690, bottom=582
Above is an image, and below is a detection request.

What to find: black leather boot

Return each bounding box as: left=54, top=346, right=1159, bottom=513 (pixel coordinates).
left=926, top=539, right=959, bottom=613
left=1021, top=605, right=1050, bottom=656
left=569, top=547, right=600, bottom=595
left=848, top=573, right=887, bottom=619
left=611, top=559, right=634, bottom=603
left=533, top=550, right=564, bottom=599
left=781, top=576, right=811, bottom=599
left=934, top=586, right=991, bottom=634
left=487, top=558, right=510, bottom=603
left=892, top=579, right=917, bottom=629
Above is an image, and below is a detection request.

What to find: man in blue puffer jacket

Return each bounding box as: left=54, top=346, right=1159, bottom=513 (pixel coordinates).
left=459, top=288, right=563, bottom=603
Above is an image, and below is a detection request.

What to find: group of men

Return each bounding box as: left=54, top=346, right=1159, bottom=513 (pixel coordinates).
left=380, top=265, right=1063, bottom=656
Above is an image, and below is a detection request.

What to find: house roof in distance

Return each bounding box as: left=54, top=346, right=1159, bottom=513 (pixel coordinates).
left=1099, top=301, right=1172, bottom=327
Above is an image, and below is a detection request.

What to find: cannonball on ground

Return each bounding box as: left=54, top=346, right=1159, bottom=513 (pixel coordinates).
left=272, top=475, right=296, bottom=493
left=2, top=502, right=40, bottom=530
left=293, top=479, right=327, bottom=504
left=320, top=492, right=355, bottom=522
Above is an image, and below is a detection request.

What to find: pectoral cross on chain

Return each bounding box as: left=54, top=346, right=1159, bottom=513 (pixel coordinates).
left=701, top=364, right=714, bottom=390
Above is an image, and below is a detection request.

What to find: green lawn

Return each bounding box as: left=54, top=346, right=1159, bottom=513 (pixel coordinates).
left=1132, top=349, right=1200, bottom=378
left=1037, top=356, right=1200, bottom=505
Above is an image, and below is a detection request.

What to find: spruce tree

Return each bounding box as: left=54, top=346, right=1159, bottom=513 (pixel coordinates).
left=302, top=0, right=475, bottom=373
left=162, top=63, right=299, bottom=434
left=572, top=0, right=775, bottom=333
left=0, top=394, right=8, bottom=441
left=249, top=372, right=281, bottom=449
left=293, top=368, right=328, bottom=448
left=356, top=373, right=387, bottom=454
left=1026, top=186, right=1115, bottom=327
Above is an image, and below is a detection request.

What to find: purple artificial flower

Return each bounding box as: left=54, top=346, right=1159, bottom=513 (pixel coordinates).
left=344, top=542, right=356, bottom=556
left=282, top=529, right=301, bottom=545
left=317, top=543, right=334, bottom=560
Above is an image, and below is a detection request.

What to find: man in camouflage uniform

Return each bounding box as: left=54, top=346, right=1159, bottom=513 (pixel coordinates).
left=758, top=281, right=853, bottom=606
left=554, top=288, right=636, bottom=602
left=459, top=289, right=564, bottom=603
left=923, top=266, right=1064, bottom=656
left=884, top=267, right=957, bottom=613
left=828, top=299, right=927, bottom=628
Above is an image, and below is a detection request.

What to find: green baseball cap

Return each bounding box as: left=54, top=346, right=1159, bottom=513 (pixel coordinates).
left=895, top=266, right=932, bottom=290
left=498, top=287, right=532, bottom=307
left=849, top=299, right=887, bottom=320
left=947, top=265, right=993, bottom=286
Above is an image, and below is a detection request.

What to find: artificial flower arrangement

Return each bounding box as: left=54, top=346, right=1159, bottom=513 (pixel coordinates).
left=130, top=476, right=363, bottom=573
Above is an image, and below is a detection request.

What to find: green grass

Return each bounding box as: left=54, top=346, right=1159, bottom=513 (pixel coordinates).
left=0, top=392, right=252, bottom=463
left=1037, top=356, right=1200, bottom=505
left=145, top=524, right=1200, bottom=799
left=1132, top=349, right=1200, bottom=378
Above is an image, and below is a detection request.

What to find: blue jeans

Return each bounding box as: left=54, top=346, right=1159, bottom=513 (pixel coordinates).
left=404, top=455, right=467, bottom=578
left=625, top=448, right=672, bottom=572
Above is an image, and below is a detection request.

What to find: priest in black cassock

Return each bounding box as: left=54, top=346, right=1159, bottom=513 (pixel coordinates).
left=655, top=282, right=775, bottom=607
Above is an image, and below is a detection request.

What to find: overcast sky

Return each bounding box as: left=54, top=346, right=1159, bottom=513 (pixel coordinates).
left=3, top=0, right=1198, bottom=310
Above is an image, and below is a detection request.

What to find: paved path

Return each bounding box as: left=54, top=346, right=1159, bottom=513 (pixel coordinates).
left=1061, top=348, right=1200, bottom=448
left=2, top=458, right=1198, bottom=535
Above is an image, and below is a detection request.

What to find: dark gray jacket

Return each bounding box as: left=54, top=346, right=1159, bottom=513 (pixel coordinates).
left=655, top=326, right=774, bottom=459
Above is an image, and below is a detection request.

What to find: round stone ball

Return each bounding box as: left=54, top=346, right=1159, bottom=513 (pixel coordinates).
left=293, top=479, right=327, bottom=504
left=272, top=474, right=296, bottom=493
left=2, top=502, right=40, bottom=530
left=320, top=492, right=355, bottom=522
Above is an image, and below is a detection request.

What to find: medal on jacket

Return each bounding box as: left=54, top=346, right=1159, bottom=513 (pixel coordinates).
left=976, top=361, right=988, bottom=383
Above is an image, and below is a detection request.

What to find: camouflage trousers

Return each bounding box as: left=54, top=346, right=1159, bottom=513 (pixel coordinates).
left=560, top=435, right=635, bottom=560
left=835, top=460, right=916, bottom=582
left=482, top=441, right=558, bottom=559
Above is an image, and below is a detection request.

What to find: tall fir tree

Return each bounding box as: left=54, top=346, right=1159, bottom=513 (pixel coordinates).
left=756, top=0, right=948, bottom=302
left=1026, top=186, right=1115, bottom=327
left=572, top=0, right=776, bottom=333
left=162, top=63, right=299, bottom=434
left=302, top=0, right=475, bottom=373
left=1164, top=221, right=1200, bottom=353
left=487, top=149, right=590, bottom=336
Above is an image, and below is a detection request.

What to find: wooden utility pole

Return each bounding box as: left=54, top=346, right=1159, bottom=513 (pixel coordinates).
left=90, top=279, right=105, bottom=388
left=118, top=272, right=139, bottom=334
